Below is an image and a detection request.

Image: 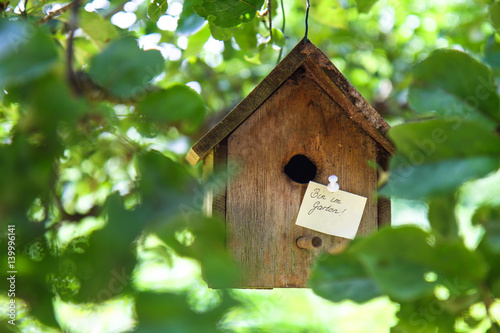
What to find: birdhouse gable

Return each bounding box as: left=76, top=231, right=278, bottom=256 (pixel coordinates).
left=187, top=40, right=394, bottom=166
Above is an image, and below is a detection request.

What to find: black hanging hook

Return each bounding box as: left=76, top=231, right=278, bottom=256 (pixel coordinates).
left=303, top=0, right=310, bottom=44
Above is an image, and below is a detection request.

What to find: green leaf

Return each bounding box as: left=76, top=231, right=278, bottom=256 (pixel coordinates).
left=383, top=157, right=499, bottom=199
left=345, top=227, right=485, bottom=303
left=135, top=291, right=237, bottom=332
left=27, top=74, right=85, bottom=124
left=79, top=11, right=119, bottom=49
left=354, top=227, right=436, bottom=302
left=233, top=20, right=258, bottom=52
left=135, top=151, right=201, bottom=223
left=392, top=297, right=456, bottom=333
left=148, top=0, right=168, bottom=23
left=0, top=75, right=85, bottom=218
left=136, top=84, right=206, bottom=134
left=408, top=49, right=500, bottom=122
left=488, top=322, right=500, bottom=333
left=473, top=204, right=500, bottom=254
left=68, top=194, right=140, bottom=303
left=209, top=21, right=232, bottom=41
left=387, top=120, right=500, bottom=161
left=0, top=20, right=58, bottom=87
left=310, top=0, right=347, bottom=29
left=427, top=194, right=458, bottom=241
left=310, top=253, right=382, bottom=303
left=183, top=24, right=211, bottom=58
left=356, top=0, right=378, bottom=13
left=155, top=215, right=240, bottom=288
left=271, top=28, right=285, bottom=48
left=0, top=137, right=54, bottom=216
left=381, top=120, right=500, bottom=199
left=140, top=153, right=239, bottom=288
left=0, top=233, right=61, bottom=328
left=478, top=235, right=500, bottom=297
left=485, top=35, right=500, bottom=73
left=193, top=0, right=265, bottom=28
left=432, top=241, right=487, bottom=287
left=137, top=150, right=196, bottom=201
left=88, top=37, right=164, bottom=98
left=177, top=0, right=206, bottom=35
left=490, top=2, right=500, bottom=32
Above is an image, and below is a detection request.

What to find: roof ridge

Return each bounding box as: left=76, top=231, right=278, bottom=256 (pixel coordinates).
left=186, top=40, right=393, bottom=166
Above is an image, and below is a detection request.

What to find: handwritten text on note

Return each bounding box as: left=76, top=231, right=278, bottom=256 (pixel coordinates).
left=295, top=182, right=367, bottom=239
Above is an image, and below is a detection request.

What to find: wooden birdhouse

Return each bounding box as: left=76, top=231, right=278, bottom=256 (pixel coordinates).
left=186, top=40, right=395, bottom=288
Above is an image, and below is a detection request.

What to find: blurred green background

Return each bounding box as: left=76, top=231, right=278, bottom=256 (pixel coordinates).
left=1, top=0, right=500, bottom=331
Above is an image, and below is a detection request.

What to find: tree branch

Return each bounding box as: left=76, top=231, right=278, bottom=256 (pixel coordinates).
left=67, top=0, right=82, bottom=95
left=38, top=1, right=76, bottom=24
left=103, top=0, right=128, bottom=19
left=75, top=71, right=161, bottom=104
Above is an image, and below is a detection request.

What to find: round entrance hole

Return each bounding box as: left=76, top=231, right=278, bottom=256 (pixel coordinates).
left=284, top=154, right=317, bottom=184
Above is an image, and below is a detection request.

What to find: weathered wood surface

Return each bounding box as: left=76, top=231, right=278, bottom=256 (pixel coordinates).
left=376, top=148, right=392, bottom=227
left=307, top=49, right=391, bottom=135
left=187, top=40, right=394, bottom=166
left=303, top=58, right=395, bottom=155
left=378, top=198, right=391, bottom=228
left=226, top=68, right=378, bottom=288
left=212, top=138, right=228, bottom=218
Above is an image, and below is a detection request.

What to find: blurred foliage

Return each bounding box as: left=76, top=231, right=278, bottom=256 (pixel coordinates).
left=0, top=0, right=500, bottom=331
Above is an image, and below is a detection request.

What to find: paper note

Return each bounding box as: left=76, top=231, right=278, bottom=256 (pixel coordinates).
left=295, top=181, right=367, bottom=239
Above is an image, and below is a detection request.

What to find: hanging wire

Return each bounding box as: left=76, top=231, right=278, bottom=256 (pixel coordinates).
left=280, top=0, right=286, bottom=36
left=303, top=0, right=310, bottom=43
left=268, top=0, right=273, bottom=40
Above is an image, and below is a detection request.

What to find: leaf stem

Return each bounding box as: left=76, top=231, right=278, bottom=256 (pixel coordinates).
left=276, top=0, right=286, bottom=64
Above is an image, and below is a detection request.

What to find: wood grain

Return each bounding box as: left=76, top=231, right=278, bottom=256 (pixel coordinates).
left=378, top=198, right=391, bottom=228
left=303, top=57, right=395, bottom=155
left=226, top=67, right=378, bottom=288
left=212, top=138, right=228, bottom=218
left=377, top=148, right=392, bottom=227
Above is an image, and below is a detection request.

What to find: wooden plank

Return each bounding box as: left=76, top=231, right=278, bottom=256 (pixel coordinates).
left=303, top=56, right=395, bottom=155
left=202, top=150, right=214, bottom=217
left=187, top=41, right=318, bottom=165
left=377, top=147, right=391, bottom=227
left=226, top=68, right=378, bottom=288
left=378, top=198, right=391, bottom=228
left=212, top=138, right=227, bottom=218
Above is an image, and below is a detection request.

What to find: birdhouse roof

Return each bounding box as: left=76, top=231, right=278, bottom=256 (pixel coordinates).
left=186, top=40, right=394, bottom=165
